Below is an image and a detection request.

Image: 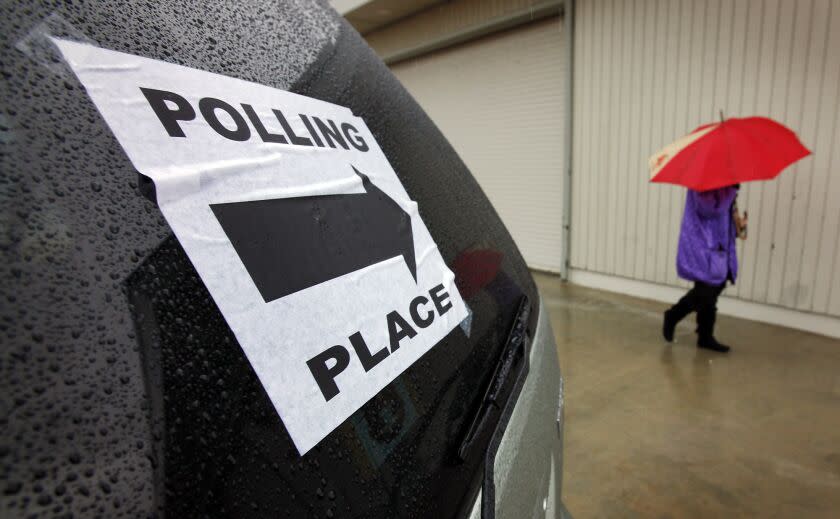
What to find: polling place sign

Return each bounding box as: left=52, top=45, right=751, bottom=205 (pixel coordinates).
left=54, top=39, right=467, bottom=455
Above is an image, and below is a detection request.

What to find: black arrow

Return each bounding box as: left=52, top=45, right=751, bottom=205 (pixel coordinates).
left=210, top=166, right=416, bottom=303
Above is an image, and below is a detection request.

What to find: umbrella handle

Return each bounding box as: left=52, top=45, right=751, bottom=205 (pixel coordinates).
left=733, top=205, right=748, bottom=240
left=741, top=211, right=748, bottom=239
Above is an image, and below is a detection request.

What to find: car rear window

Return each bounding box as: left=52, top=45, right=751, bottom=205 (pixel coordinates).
left=1, top=3, right=537, bottom=518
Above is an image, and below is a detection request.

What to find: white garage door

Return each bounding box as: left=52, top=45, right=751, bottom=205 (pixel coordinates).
left=392, top=17, right=566, bottom=272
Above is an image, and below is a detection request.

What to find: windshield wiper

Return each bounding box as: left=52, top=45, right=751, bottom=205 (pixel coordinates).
left=457, top=295, right=531, bottom=461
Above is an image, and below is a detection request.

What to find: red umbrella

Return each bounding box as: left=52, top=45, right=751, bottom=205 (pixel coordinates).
left=649, top=116, right=811, bottom=192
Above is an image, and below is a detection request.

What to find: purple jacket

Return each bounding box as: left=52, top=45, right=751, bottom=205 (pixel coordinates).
left=676, top=187, right=738, bottom=285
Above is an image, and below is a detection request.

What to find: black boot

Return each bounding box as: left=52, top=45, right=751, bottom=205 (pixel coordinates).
left=697, top=335, right=731, bottom=353
left=663, top=291, right=695, bottom=342
left=662, top=309, right=679, bottom=342
left=696, top=305, right=730, bottom=353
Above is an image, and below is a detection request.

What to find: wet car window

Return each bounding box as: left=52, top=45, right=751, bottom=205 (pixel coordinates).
left=1, top=2, right=537, bottom=517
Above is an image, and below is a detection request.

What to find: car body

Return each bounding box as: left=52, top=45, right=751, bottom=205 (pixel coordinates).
left=1, top=1, right=570, bottom=517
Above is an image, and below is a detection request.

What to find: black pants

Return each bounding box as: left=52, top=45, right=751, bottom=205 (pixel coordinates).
left=667, top=281, right=726, bottom=339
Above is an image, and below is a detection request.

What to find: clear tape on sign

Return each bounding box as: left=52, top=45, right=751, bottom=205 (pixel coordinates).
left=16, top=13, right=97, bottom=76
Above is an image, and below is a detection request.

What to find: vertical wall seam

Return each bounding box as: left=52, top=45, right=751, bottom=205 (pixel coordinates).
left=731, top=0, right=750, bottom=298
left=769, top=1, right=802, bottom=305
left=748, top=0, right=781, bottom=303
left=793, top=0, right=828, bottom=307
left=816, top=73, right=840, bottom=311
left=606, top=0, right=619, bottom=275
left=642, top=0, right=660, bottom=282
left=739, top=0, right=765, bottom=300
left=562, top=0, right=574, bottom=279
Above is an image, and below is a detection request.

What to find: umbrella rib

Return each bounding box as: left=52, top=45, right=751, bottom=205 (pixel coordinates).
left=721, top=121, right=737, bottom=187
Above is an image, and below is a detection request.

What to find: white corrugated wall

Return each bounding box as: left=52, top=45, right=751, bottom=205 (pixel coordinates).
left=392, top=17, right=566, bottom=272
left=570, top=0, right=840, bottom=317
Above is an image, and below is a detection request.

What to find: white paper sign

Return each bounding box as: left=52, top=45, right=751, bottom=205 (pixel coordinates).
left=54, top=39, right=468, bottom=455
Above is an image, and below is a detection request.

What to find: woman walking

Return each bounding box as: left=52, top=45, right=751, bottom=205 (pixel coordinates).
left=662, top=185, right=747, bottom=352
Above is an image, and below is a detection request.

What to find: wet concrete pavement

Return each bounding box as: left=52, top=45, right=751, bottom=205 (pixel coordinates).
left=534, top=272, right=840, bottom=518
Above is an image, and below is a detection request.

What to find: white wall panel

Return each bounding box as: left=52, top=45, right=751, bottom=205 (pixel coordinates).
left=570, top=0, right=840, bottom=317
left=392, top=17, right=566, bottom=272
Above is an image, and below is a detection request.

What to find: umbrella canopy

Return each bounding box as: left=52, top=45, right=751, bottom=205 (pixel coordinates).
left=649, top=116, right=811, bottom=191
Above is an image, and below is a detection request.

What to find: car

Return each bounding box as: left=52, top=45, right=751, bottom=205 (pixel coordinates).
left=1, top=1, right=571, bottom=517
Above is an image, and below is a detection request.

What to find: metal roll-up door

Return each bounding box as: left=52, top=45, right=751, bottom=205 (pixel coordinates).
left=392, top=16, right=565, bottom=272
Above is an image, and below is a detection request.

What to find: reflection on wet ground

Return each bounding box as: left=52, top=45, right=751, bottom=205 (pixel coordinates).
left=535, top=272, right=840, bottom=518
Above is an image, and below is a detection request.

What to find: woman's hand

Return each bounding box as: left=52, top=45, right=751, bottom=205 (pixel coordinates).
left=734, top=209, right=748, bottom=240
